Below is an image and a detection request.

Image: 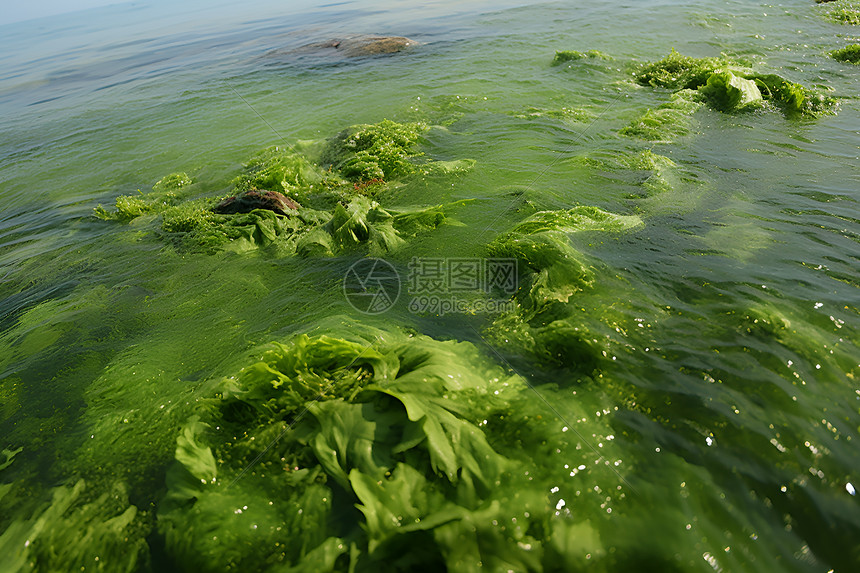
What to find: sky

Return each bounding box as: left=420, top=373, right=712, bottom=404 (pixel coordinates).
left=0, top=0, right=124, bottom=26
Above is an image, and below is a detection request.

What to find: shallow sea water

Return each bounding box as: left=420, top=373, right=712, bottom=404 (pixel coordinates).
left=0, top=0, right=858, bottom=571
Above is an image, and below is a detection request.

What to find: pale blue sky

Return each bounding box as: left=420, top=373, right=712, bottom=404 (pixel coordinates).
left=0, top=0, right=123, bottom=26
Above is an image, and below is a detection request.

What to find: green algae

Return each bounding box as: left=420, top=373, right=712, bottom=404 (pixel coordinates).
left=168, top=204, right=327, bottom=253
left=0, top=284, right=159, bottom=476
left=569, top=148, right=686, bottom=196
left=508, top=205, right=643, bottom=236
left=0, top=447, right=22, bottom=472
left=820, top=0, right=860, bottom=25
left=99, top=189, right=448, bottom=257
left=620, top=148, right=676, bottom=172
left=750, top=74, right=836, bottom=116
left=484, top=207, right=643, bottom=370
left=621, top=150, right=683, bottom=195
left=6, top=7, right=860, bottom=572
left=698, top=70, right=762, bottom=112
left=489, top=230, right=594, bottom=308
left=153, top=171, right=192, bottom=191
left=552, top=50, right=612, bottom=65
left=632, top=50, right=836, bottom=117
left=619, top=89, right=703, bottom=142
left=511, top=106, right=593, bottom=123
left=94, top=189, right=180, bottom=222
left=94, top=171, right=191, bottom=222
left=233, top=146, right=333, bottom=202
left=635, top=49, right=727, bottom=90
left=0, top=479, right=151, bottom=573
left=95, top=120, right=471, bottom=255
left=831, top=44, right=860, bottom=63
left=419, top=157, right=477, bottom=175
left=296, top=198, right=454, bottom=257
left=157, top=323, right=613, bottom=572
left=296, top=197, right=405, bottom=257
left=319, top=119, right=428, bottom=181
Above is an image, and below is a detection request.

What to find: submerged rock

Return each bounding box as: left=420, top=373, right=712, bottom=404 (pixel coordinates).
left=213, top=190, right=300, bottom=216
left=331, top=36, right=416, bottom=56
left=270, top=35, right=417, bottom=61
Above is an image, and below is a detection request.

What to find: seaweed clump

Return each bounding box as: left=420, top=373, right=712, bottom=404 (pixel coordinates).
left=93, top=171, right=189, bottom=222
left=552, top=50, right=612, bottom=65
left=0, top=478, right=151, bottom=573
left=233, top=146, right=333, bottom=202
left=319, top=119, right=427, bottom=181
left=831, top=44, right=860, bottom=63
left=95, top=120, right=472, bottom=255
left=295, top=197, right=447, bottom=257
left=632, top=49, right=836, bottom=117
left=819, top=0, right=860, bottom=25
left=484, top=206, right=643, bottom=370
left=698, top=70, right=762, bottom=112
left=635, top=49, right=725, bottom=90
left=157, top=324, right=615, bottom=572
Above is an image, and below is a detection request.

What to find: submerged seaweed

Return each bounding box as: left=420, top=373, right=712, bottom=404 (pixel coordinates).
left=619, top=89, right=703, bottom=142
left=484, top=206, right=643, bottom=370
left=511, top=106, right=593, bottom=123
left=157, top=325, right=613, bottom=572
left=620, top=150, right=683, bottom=195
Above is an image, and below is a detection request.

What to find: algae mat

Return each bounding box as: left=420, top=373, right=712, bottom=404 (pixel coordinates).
left=1, top=0, right=859, bottom=572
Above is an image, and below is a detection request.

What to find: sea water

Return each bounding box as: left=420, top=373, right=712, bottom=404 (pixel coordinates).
left=1, top=0, right=858, bottom=571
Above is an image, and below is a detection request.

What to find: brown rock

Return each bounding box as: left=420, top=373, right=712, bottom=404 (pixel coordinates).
left=213, top=190, right=300, bottom=216
left=332, top=36, right=416, bottom=57
left=268, top=35, right=417, bottom=60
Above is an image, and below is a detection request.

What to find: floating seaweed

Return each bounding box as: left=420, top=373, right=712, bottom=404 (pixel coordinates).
left=551, top=50, right=613, bottom=65
left=318, top=119, right=428, bottom=181
left=94, top=120, right=473, bottom=255
left=818, top=0, right=860, bottom=25
left=831, top=43, right=860, bottom=63
left=632, top=49, right=837, bottom=117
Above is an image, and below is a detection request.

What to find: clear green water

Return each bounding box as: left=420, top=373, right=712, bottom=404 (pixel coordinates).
left=1, top=0, right=858, bottom=571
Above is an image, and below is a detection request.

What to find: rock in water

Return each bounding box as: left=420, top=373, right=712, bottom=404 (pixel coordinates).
left=267, top=36, right=417, bottom=61
left=332, top=36, right=416, bottom=57
left=213, top=190, right=300, bottom=216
